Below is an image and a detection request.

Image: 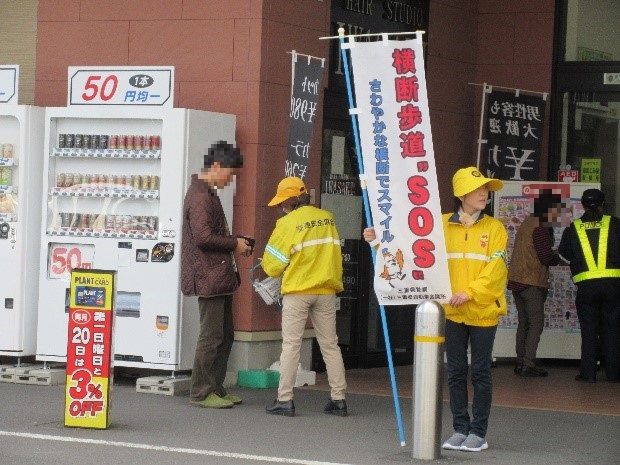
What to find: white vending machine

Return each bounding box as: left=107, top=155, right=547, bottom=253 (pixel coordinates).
left=36, top=106, right=235, bottom=370
left=0, top=104, right=45, bottom=357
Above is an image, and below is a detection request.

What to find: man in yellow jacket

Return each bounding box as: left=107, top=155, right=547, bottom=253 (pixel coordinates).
left=262, top=176, right=347, bottom=417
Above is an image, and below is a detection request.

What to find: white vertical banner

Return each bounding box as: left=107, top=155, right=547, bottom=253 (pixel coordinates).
left=349, top=35, right=450, bottom=305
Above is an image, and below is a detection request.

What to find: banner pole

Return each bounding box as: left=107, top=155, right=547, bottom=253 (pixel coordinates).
left=337, top=27, right=406, bottom=447
left=475, top=82, right=488, bottom=170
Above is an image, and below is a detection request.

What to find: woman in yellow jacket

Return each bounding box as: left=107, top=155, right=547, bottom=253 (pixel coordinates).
left=363, top=167, right=507, bottom=452
left=440, top=167, right=507, bottom=453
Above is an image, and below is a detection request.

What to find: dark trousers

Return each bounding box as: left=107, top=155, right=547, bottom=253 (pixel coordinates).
left=190, top=295, right=234, bottom=401
left=576, top=279, right=620, bottom=381
left=513, top=287, right=547, bottom=368
left=445, top=320, right=497, bottom=438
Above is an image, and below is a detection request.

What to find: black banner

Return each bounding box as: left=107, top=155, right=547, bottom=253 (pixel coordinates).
left=285, top=53, right=325, bottom=179
left=482, top=90, right=546, bottom=181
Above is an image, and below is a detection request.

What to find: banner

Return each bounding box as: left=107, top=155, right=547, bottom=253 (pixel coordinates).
left=65, top=269, right=115, bottom=429
left=349, top=35, right=450, bottom=305
left=285, top=52, right=325, bottom=179
left=482, top=89, right=546, bottom=181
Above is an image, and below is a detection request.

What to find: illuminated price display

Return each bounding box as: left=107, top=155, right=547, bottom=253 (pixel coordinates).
left=48, top=243, right=95, bottom=279
left=0, top=65, right=19, bottom=103
left=68, top=66, right=174, bottom=107
left=65, top=269, right=115, bottom=429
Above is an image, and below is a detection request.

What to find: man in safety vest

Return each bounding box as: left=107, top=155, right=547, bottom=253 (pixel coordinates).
left=262, top=176, right=348, bottom=416
left=559, top=189, right=620, bottom=383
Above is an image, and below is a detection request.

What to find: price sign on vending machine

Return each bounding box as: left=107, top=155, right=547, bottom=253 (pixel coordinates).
left=65, top=269, right=115, bottom=429
left=48, top=243, right=95, bottom=279
left=68, top=66, right=174, bottom=107
left=0, top=65, right=19, bottom=103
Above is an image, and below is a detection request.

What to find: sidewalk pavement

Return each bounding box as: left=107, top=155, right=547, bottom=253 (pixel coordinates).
left=1, top=364, right=618, bottom=465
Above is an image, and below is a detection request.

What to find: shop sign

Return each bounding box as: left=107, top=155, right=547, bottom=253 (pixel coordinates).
left=481, top=89, right=547, bottom=181
left=65, top=269, right=115, bottom=429
left=557, top=169, right=579, bottom=182
left=68, top=66, right=174, bottom=107
left=285, top=52, right=325, bottom=179
left=349, top=35, right=450, bottom=305
left=323, top=176, right=360, bottom=196
left=580, top=158, right=601, bottom=182
left=0, top=65, right=19, bottom=104
left=48, top=243, right=95, bottom=280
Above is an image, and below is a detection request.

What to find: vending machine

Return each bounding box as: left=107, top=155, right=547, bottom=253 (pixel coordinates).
left=0, top=104, right=45, bottom=357
left=36, top=106, right=235, bottom=370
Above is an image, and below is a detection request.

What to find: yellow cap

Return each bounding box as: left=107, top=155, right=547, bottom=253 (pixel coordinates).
left=452, top=167, right=503, bottom=197
left=268, top=177, right=307, bottom=206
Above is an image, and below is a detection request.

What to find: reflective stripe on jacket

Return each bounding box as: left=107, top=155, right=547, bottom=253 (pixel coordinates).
left=573, top=215, right=620, bottom=282
left=443, top=212, right=508, bottom=327
left=262, top=206, right=343, bottom=295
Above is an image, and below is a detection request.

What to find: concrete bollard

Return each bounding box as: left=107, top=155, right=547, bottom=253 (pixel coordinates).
left=412, top=300, right=445, bottom=460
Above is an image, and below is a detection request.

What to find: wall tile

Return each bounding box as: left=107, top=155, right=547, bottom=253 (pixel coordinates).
left=182, top=0, right=251, bottom=19
left=38, top=0, right=80, bottom=21
left=513, top=12, right=554, bottom=65
left=476, top=13, right=514, bottom=65
left=80, top=0, right=182, bottom=20
left=36, top=21, right=129, bottom=81
left=129, top=20, right=234, bottom=82
left=178, top=81, right=248, bottom=116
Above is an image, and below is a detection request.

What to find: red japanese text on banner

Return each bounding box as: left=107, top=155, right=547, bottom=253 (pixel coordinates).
left=349, top=36, right=450, bottom=305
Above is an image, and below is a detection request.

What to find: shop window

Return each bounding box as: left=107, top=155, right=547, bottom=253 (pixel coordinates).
left=564, top=0, right=620, bottom=61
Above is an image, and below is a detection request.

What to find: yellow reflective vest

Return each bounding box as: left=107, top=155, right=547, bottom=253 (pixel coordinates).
left=443, top=212, right=508, bottom=327
left=572, top=215, right=620, bottom=282
left=262, top=206, right=344, bottom=295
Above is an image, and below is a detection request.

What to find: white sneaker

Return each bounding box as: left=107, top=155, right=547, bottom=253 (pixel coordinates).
left=441, top=432, right=467, bottom=450
left=460, top=433, right=488, bottom=452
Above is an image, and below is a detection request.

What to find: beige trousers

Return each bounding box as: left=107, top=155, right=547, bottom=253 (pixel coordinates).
left=278, top=294, right=347, bottom=402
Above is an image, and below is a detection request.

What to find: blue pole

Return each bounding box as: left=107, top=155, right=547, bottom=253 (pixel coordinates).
left=338, top=29, right=406, bottom=447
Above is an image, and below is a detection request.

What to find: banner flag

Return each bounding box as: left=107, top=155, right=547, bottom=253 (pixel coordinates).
left=349, top=36, right=450, bottom=305
left=482, top=89, right=546, bottom=181
left=285, top=51, right=325, bottom=179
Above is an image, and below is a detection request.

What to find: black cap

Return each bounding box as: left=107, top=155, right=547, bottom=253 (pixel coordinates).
left=581, top=189, right=604, bottom=209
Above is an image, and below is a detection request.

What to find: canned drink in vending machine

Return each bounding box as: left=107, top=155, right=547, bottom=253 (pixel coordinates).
left=2, top=144, right=14, bottom=158
left=108, top=135, right=118, bottom=149
left=140, top=175, right=151, bottom=190
left=105, top=214, right=115, bottom=231
left=58, top=134, right=67, bottom=148
left=126, top=135, right=135, bottom=150
left=147, top=216, right=157, bottom=233
left=90, top=135, right=100, bottom=149
left=132, top=175, right=141, bottom=190
left=60, top=212, right=72, bottom=228
left=150, top=135, right=161, bottom=150
left=134, top=135, right=144, bottom=150
left=74, top=134, right=83, bottom=148
left=64, top=173, right=74, bottom=188
left=114, top=215, right=123, bottom=233
left=82, top=135, right=91, bottom=148
left=99, top=135, right=109, bottom=149
left=56, top=173, right=66, bottom=188
left=66, top=134, right=75, bottom=148
left=117, top=135, right=126, bottom=149
left=150, top=175, right=160, bottom=190
left=121, top=215, right=130, bottom=232
left=143, top=136, right=152, bottom=150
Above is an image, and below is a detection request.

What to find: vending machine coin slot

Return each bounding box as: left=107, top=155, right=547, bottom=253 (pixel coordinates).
left=0, top=222, right=9, bottom=239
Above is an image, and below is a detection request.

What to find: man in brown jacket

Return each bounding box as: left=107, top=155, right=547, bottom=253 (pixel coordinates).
left=508, top=190, right=563, bottom=377
left=181, top=141, right=252, bottom=408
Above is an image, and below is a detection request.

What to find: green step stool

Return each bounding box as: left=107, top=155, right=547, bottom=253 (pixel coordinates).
left=237, top=369, right=280, bottom=389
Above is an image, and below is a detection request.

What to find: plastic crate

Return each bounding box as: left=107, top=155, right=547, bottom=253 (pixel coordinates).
left=237, top=369, right=280, bottom=389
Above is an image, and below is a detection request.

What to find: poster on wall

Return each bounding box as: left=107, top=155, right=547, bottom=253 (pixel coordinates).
left=493, top=181, right=599, bottom=357
left=349, top=35, right=450, bottom=305
left=482, top=89, right=547, bottom=181
left=285, top=51, right=325, bottom=179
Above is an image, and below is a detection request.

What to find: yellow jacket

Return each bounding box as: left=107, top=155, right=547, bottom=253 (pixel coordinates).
left=262, top=206, right=344, bottom=295
left=443, top=212, right=508, bottom=326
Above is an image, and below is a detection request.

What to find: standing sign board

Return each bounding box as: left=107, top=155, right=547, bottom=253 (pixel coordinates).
left=68, top=66, right=174, bottom=107
left=64, top=269, right=115, bottom=429
left=0, top=65, right=19, bottom=103
left=349, top=35, right=450, bottom=305
left=482, top=89, right=546, bottom=181
left=493, top=181, right=599, bottom=359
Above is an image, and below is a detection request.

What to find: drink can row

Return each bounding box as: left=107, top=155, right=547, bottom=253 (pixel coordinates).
left=106, top=135, right=161, bottom=150
left=58, top=213, right=158, bottom=233
left=1, top=143, right=14, bottom=158
left=56, top=173, right=160, bottom=190
left=58, top=134, right=109, bottom=150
